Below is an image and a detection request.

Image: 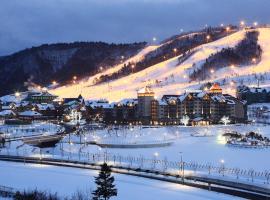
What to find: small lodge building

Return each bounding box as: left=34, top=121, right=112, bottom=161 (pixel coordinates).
left=26, top=91, right=58, bottom=104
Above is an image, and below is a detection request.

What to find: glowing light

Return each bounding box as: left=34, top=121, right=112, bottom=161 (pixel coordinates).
left=153, top=37, right=157, bottom=42
left=252, top=58, right=257, bottom=63
left=220, top=23, right=224, bottom=27
left=183, top=74, right=187, bottom=78
left=15, top=92, right=20, bottom=97
left=226, top=26, right=230, bottom=32
left=210, top=69, right=214, bottom=73
left=220, top=159, right=225, bottom=164
left=240, top=21, right=245, bottom=26
left=173, top=48, right=177, bottom=53
left=73, top=76, right=77, bottom=80
left=154, top=152, right=159, bottom=157
left=52, top=81, right=57, bottom=85
left=253, top=22, right=258, bottom=27
left=131, top=64, right=135, bottom=69
left=206, top=35, right=211, bottom=40
left=42, top=87, right=47, bottom=92
left=100, top=66, right=103, bottom=71
left=230, top=64, right=235, bottom=69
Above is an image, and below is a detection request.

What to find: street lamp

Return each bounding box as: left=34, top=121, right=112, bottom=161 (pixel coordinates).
left=210, top=69, right=214, bottom=74
left=240, top=21, right=245, bottom=28
left=206, top=35, right=211, bottom=42
left=179, top=152, right=184, bottom=182
left=131, top=64, right=135, bottom=73
left=226, top=26, right=230, bottom=35
left=173, top=48, right=177, bottom=56
left=253, top=22, right=258, bottom=27
left=220, top=159, right=225, bottom=177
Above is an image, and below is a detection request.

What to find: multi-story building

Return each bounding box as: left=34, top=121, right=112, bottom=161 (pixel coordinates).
left=150, top=83, right=247, bottom=125
left=85, top=84, right=247, bottom=125
left=137, top=86, right=155, bottom=124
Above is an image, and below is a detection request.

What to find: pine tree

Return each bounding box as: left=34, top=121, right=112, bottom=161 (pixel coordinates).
left=92, top=163, right=117, bottom=200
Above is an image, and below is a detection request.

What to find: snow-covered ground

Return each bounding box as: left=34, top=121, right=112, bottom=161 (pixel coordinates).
left=1, top=123, right=270, bottom=192
left=0, top=121, right=63, bottom=139
left=60, top=124, right=270, bottom=172
left=50, top=28, right=270, bottom=102
left=0, top=161, right=242, bottom=200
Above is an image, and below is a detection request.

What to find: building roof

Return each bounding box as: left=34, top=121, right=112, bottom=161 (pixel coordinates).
left=0, top=110, right=16, bottom=116
left=36, top=103, right=55, bottom=111
left=19, top=110, right=42, bottom=116
left=137, top=86, right=154, bottom=94
left=209, top=83, right=222, bottom=93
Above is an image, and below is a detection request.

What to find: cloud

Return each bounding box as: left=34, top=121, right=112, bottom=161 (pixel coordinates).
left=0, top=0, right=269, bottom=55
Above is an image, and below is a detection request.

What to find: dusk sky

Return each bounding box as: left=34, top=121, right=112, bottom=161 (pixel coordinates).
left=1, top=0, right=270, bottom=56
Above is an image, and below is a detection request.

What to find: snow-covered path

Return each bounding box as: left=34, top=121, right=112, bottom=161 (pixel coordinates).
left=0, top=161, right=241, bottom=200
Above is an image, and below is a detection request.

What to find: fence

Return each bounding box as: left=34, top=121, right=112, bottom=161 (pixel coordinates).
left=1, top=147, right=269, bottom=186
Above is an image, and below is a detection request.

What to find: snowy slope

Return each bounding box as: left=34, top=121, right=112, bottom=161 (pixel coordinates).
left=51, top=28, right=270, bottom=102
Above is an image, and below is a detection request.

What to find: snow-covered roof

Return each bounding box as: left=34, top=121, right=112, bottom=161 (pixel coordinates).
left=36, top=104, right=55, bottom=111
left=86, top=100, right=113, bottom=109
left=31, top=91, right=57, bottom=97
left=211, top=95, right=226, bottom=102
left=137, top=86, right=154, bottom=94
left=19, top=110, right=42, bottom=116
left=158, top=99, right=167, bottom=106
left=1, top=105, right=11, bottom=110
left=0, top=110, right=16, bottom=116
left=117, top=98, right=138, bottom=106
left=64, top=100, right=79, bottom=106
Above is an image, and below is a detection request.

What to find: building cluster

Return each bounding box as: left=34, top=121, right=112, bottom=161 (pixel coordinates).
left=0, top=90, right=85, bottom=121
left=0, top=83, right=247, bottom=126
left=237, top=85, right=270, bottom=105
left=86, top=83, right=247, bottom=125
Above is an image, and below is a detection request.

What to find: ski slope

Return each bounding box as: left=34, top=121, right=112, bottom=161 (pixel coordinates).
left=51, top=28, right=270, bottom=102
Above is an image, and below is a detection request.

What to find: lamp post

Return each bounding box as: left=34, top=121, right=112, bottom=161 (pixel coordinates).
left=220, top=159, right=225, bottom=177
left=179, top=152, right=184, bottom=182
left=173, top=48, right=177, bottom=57
left=131, top=64, right=135, bottom=73
left=153, top=152, right=159, bottom=169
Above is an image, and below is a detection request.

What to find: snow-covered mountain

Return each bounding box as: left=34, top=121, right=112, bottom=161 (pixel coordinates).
left=50, top=27, right=270, bottom=102
left=0, top=42, right=146, bottom=96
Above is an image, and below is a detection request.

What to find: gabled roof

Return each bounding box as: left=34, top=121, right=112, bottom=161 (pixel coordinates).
left=0, top=110, right=16, bottom=116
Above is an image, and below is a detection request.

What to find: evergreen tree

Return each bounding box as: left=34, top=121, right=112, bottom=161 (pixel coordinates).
left=92, top=163, right=117, bottom=200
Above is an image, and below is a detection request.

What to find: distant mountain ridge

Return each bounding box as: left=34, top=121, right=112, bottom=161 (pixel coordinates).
left=0, top=41, right=146, bottom=96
